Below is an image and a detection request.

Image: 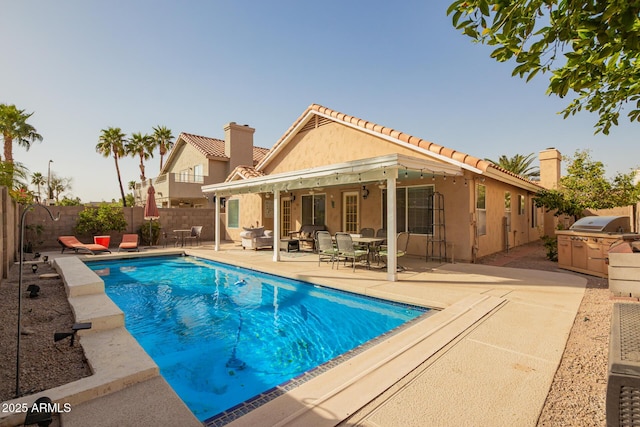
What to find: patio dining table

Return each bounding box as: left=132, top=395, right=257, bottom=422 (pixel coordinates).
left=349, top=236, right=386, bottom=269
left=173, top=229, right=192, bottom=247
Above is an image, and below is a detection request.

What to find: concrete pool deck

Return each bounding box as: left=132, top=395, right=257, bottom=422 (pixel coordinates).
left=0, top=243, right=586, bottom=426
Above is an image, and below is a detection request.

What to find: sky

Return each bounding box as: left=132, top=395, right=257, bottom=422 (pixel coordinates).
left=1, top=1, right=637, bottom=203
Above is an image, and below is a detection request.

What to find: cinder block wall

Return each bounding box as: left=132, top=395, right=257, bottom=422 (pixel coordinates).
left=1, top=187, right=18, bottom=278
left=24, top=206, right=221, bottom=250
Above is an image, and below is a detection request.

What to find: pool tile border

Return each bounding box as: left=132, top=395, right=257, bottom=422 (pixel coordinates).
left=203, top=313, right=429, bottom=426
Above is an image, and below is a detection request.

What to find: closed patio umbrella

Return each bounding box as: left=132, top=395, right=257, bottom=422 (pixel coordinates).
left=144, top=183, right=160, bottom=246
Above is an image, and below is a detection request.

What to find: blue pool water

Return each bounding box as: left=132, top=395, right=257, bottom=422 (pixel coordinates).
left=87, top=255, right=428, bottom=421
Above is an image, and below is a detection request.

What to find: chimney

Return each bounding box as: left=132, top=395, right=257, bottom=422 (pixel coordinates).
left=539, top=148, right=562, bottom=236
left=224, top=122, right=255, bottom=174
left=539, top=148, right=562, bottom=190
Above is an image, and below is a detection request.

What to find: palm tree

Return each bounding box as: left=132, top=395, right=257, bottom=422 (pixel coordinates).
left=485, top=153, right=540, bottom=179
left=97, top=127, right=128, bottom=207
left=0, top=104, right=43, bottom=164
left=152, top=125, right=174, bottom=171
left=128, top=180, right=137, bottom=206
left=0, top=160, right=29, bottom=190
left=126, top=133, right=155, bottom=181
left=49, top=174, right=72, bottom=203
left=31, top=172, right=46, bottom=203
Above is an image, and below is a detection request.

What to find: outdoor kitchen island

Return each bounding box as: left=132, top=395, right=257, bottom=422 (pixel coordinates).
left=556, top=216, right=640, bottom=278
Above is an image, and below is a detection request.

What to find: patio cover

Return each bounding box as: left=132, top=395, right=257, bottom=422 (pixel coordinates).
left=202, top=153, right=466, bottom=281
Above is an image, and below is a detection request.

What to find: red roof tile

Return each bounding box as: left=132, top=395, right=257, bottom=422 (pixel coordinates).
left=179, top=132, right=268, bottom=165
left=225, top=165, right=265, bottom=182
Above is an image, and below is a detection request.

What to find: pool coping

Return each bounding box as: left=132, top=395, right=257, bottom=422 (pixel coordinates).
left=0, top=249, right=586, bottom=427
left=0, top=251, right=200, bottom=427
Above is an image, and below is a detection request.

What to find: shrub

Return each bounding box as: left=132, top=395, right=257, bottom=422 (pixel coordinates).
left=542, top=235, right=558, bottom=262
left=75, top=204, right=127, bottom=236
left=138, top=221, right=161, bottom=245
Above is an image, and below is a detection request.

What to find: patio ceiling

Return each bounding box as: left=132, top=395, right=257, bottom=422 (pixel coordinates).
left=201, top=153, right=465, bottom=197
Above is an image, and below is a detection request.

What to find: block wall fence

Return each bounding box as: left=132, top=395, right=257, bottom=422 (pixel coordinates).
left=23, top=206, right=227, bottom=252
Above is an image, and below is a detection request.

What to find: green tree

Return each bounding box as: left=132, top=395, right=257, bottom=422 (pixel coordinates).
left=485, top=153, right=540, bottom=178
left=0, top=161, right=27, bottom=188
left=534, top=149, right=640, bottom=218
left=127, top=180, right=137, bottom=207
left=152, top=125, right=174, bottom=170
left=126, top=132, right=154, bottom=181
left=447, top=1, right=640, bottom=134
left=31, top=171, right=46, bottom=202
left=97, top=127, right=128, bottom=207
left=47, top=174, right=72, bottom=203
left=58, top=196, right=82, bottom=206
left=0, top=104, right=42, bottom=163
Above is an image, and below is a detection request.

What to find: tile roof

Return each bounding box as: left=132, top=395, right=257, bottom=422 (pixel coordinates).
left=225, top=165, right=265, bottom=182
left=180, top=132, right=269, bottom=165
left=259, top=104, right=538, bottom=185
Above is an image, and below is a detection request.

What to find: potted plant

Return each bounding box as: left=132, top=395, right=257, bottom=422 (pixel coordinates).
left=74, top=203, right=127, bottom=247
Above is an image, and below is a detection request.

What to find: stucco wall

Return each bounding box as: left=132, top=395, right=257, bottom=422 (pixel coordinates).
left=251, top=121, right=546, bottom=262
left=264, top=122, right=450, bottom=174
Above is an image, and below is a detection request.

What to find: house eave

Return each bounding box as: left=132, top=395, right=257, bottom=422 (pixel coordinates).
left=203, top=153, right=463, bottom=197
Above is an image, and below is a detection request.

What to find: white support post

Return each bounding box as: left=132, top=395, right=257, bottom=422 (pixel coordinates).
left=273, top=190, right=281, bottom=262
left=386, top=177, right=397, bottom=281
left=214, top=194, right=220, bottom=251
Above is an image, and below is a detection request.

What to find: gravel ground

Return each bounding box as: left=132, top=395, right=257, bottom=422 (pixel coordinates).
left=0, top=243, right=611, bottom=426
left=0, top=261, right=91, bottom=403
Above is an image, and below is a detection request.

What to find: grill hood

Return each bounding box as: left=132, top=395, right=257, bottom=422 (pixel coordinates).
left=569, top=216, right=631, bottom=233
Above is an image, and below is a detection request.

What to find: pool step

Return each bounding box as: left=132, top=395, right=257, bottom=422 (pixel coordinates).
left=54, top=257, right=105, bottom=297
left=68, top=293, right=124, bottom=332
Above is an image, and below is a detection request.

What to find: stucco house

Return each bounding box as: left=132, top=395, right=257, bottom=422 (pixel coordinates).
left=202, top=104, right=547, bottom=281
left=134, top=122, right=269, bottom=208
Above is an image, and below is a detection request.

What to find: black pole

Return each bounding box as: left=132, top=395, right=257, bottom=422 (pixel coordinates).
left=16, top=204, right=59, bottom=397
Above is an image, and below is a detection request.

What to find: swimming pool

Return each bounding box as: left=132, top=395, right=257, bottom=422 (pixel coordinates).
left=87, top=255, right=428, bottom=422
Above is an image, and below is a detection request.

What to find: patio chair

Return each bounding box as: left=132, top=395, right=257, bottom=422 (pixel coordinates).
left=335, top=232, right=369, bottom=272
left=57, top=236, right=111, bottom=255
left=378, top=232, right=410, bottom=271
left=360, top=228, right=375, bottom=237
left=118, top=234, right=139, bottom=252
left=184, top=226, right=203, bottom=246
left=316, top=231, right=338, bottom=268
left=160, top=230, right=178, bottom=247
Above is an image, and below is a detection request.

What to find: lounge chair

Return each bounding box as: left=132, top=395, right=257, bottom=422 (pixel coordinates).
left=118, top=234, right=139, bottom=252
left=57, top=236, right=111, bottom=255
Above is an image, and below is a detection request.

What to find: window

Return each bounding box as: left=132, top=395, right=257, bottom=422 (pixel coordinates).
left=518, top=194, right=525, bottom=215
left=227, top=199, right=239, bottom=228
left=531, top=198, right=538, bottom=228
left=504, top=191, right=511, bottom=212
left=476, top=184, right=486, bottom=236
left=301, top=194, right=326, bottom=225
left=382, top=185, right=434, bottom=234
left=179, top=169, right=189, bottom=183
left=193, top=164, right=204, bottom=184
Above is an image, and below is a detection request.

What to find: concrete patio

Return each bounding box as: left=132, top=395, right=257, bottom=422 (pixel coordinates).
left=0, top=242, right=586, bottom=426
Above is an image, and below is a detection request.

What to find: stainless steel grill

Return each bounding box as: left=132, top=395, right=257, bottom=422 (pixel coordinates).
left=569, top=216, right=631, bottom=233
